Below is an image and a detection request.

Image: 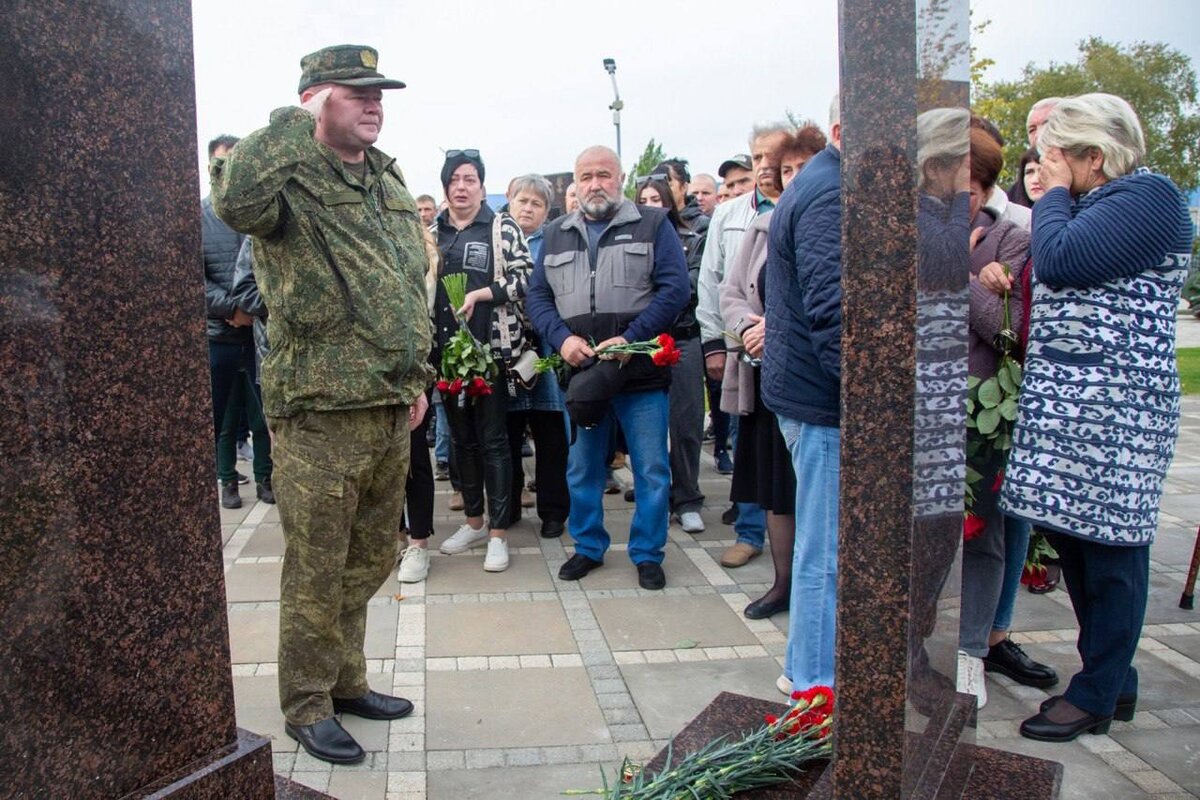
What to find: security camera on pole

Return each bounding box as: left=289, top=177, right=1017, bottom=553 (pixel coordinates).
left=603, top=57, right=623, bottom=163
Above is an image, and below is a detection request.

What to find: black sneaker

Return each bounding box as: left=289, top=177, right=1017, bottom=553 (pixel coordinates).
left=720, top=504, right=738, bottom=525
left=983, top=638, right=1058, bottom=688
left=636, top=562, right=666, bottom=590
left=256, top=478, right=276, bottom=505
left=558, top=553, right=603, bottom=581
left=434, top=462, right=450, bottom=481
left=235, top=470, right=250, bottom=485
left=623, top=488, right=635, bottom=503
left=715, top=450, right=734, bottom=475
left=221, top=480, right=242, bottom=509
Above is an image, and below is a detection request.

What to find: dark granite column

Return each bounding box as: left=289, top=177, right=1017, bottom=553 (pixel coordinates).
left=0, top=2, right=278, bottom=796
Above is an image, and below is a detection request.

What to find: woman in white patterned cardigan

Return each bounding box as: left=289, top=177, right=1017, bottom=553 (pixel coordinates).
left=998, top=94, right=1195, bottom=743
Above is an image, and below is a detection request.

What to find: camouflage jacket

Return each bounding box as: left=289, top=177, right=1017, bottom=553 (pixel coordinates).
left=210, top=107, right=433, bottom=416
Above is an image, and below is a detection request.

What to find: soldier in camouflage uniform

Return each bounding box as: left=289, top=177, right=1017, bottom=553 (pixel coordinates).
left=211, top=44, right=432, bottom=765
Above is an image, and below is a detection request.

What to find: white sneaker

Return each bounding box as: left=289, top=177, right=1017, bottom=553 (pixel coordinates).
left=483, top=537, right=510, bottom=572
left=776, top=674, right=793, bottom=696
left=956, top=649, right=988, bottom=709
left=440, top=522, right=488, bottom=554
left=679, top=511, right=705, bottom=533
left=397, top=546, right=430, bottom=583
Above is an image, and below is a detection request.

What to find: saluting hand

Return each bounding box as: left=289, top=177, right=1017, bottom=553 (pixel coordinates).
left=300, top=87, right=333, bottom=120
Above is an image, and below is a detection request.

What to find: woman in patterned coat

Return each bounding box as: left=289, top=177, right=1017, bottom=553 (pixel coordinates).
left=1000, top=94, right=1195, bottom=742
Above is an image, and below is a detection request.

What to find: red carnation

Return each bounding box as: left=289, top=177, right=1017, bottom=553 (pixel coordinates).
left=448, top=378, right=463, bottom=395
left=652, top=346, right=682, bottom=367
left=963, top=512, right=985, bottom=541
left=1020, top=563, right=1047, bottom=586
left=656, top=333, right=676, bottom=351
left=436, top=379, right=451, bottom=393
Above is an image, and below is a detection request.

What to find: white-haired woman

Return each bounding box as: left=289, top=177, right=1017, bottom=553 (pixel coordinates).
left=998, top=94, right=1195, bottom=742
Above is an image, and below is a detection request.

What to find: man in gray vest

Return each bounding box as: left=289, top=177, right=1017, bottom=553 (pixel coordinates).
left=525, top=145, right=690, bottom=590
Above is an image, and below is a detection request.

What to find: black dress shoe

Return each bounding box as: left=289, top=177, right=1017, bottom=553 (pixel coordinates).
left=1020, top=704, right=1112, bottom=742
left=540, top=519, right=566, bottom=539
left=721, top=504, right=738, bottom=525
left=983, top=638, right=1058, bottom=688
left=744, top=595, right=789, bottom=620
left=559, top=553, right=603, bottom=581
left=285, top=717, right=365, bottom=764
left=636, top=562, right=666, bottom=590
left=332, top=690, right=414, bottom=721
left=1040, top=692, right=1136, bottom=721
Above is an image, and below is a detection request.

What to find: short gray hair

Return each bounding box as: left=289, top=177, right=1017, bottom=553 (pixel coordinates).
left=1037, top=93, right=1145, bottom=179
left=916, top=107, right=969, bottom=186
left=1026, top=96, right=1063, bottom=129
left=748, top=121, right=795, bottom=150
left=506, top=173, right=554, bottom=205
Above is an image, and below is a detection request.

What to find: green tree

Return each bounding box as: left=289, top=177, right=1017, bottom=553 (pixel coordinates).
left=624, top=138, right=666, bottom=199
left=973, top=37, right=1200, bottom=192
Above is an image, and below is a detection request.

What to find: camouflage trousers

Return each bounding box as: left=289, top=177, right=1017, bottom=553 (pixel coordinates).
left=270, top=405, right=411, bottom=725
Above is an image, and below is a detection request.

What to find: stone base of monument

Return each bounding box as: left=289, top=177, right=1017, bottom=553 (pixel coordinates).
left=646, top=693, right=1063, bottom=799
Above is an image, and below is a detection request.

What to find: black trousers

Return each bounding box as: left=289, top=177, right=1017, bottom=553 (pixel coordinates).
left=1050, top=532, right=1148, bottom=717
left=404, top=396, right=435, bottom=539
left=444, top=387, right=513, bottom=528
left=507, top=410, right=570, bottom=525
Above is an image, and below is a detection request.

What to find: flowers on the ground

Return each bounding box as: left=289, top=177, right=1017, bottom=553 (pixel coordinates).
left=566, top=686, right=834, bottom=798
left=439, top=273, right=494, bottom=403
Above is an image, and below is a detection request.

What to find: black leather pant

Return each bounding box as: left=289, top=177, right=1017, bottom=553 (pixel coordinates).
left=507, top=409, right=570, bottom=524
left=444, top=386, right=513, bottom=528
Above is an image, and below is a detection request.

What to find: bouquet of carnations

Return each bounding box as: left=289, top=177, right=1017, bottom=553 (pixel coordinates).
left=438, top=273, right=495, bottom=406
left=963, top=266, right=1020, bottom=541
left=534, top=333, right=682, bottom=376
left=566, top=686, right=834, bottom=799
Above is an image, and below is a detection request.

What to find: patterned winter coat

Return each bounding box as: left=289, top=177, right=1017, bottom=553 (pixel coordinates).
left=1000, top=170, right=1195, bottom=545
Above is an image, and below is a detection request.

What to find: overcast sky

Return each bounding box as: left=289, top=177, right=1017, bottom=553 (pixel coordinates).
left=192, top=0, right=1200, bottom=199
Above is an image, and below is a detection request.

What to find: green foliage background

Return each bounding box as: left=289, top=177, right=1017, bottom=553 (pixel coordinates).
left=972, top=37, right=1200, bottom=193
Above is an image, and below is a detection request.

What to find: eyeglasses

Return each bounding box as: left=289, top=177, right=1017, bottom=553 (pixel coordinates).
left=635, top=173, right=669, bottom=188
left=445, top=149, right=481, bottom=159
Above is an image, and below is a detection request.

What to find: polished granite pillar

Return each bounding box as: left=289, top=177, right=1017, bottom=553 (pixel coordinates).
left=0, top=2, right=278, bottom=796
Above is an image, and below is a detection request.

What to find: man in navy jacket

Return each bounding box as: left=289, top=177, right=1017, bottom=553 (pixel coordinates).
left=762, top=96, right=842, bottom=693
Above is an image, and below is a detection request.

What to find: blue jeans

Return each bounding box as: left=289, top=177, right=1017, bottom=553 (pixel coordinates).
left=779, top=416, right=839, bottom=688
left=735, top=503, right=766, bottom=548
left=992, top=514, right=1031, bottom=633
left=434, top=399, right=450, bottom=465
left=567, top=390, right=670, bottom=565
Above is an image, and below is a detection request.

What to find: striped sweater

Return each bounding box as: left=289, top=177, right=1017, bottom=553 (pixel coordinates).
left=1000, top=170, right=1195, bottom=545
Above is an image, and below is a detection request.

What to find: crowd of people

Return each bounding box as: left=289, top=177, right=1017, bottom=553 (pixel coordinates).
left=199, top=43, right=1194, bottom=765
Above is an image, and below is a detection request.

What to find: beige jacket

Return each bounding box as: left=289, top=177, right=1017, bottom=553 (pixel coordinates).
left=719, top=211, right=773, bottom=415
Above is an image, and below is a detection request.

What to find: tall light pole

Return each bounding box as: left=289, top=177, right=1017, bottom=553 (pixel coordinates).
left=603, top=58, right=623, bottom=162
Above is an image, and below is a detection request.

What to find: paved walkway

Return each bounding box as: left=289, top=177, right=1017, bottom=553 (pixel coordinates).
left=221, top=398, right=1200, bottom=800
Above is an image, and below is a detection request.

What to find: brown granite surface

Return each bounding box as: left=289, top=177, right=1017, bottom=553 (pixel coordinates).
left=0, top=1, right=274, bottom=796
left=835, top=0, right=922, bottom=795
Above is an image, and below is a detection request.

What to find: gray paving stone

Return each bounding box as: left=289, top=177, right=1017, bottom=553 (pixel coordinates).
left=575, top=542, right=709, bottom=589
left=224, top=562, right=283, bottom=603
left=428, top=763, right=606, bottom=800
left=426, top=550, right=554, bottom=594
left=592, top=594, right=760, bottom=651
left=239, top=522, right=285, bottom=557
left=621, top=657, right=786, bottom=740
left=325, top=770, right=388, bottom=800
left=1158, top=634, right=1200, bottom=663
left=427, top=668, right=610, bottom=749
left=1111, top=725, right=1200, bottom=794
left=426, top=600, right=576, bottom=657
